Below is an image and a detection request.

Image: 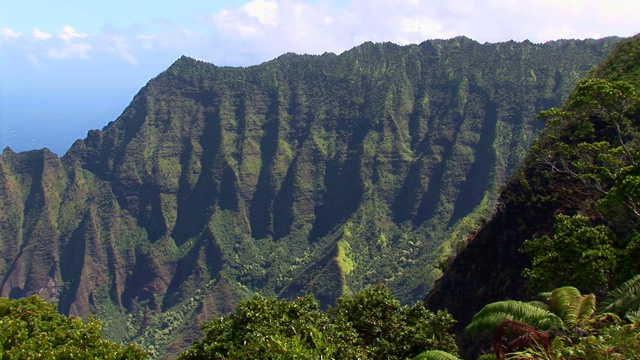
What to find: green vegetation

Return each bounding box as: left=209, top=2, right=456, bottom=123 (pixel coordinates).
left=427, top=35, right=640, bottom=359
left=523, top=214, right=620, bottom=293
left=0, top=37, right=622, bottom=357
left=523, top=75, right=640, bottom=295
left=0, top=296, right=147, bottom=359
left=180, top=285, right=458, bottom=359
left=413, top=350, right=461, bottom=360
left=464, top=281, right=640, bottom=359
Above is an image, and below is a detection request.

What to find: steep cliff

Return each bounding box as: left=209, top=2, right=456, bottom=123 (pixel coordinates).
left=0, top=37, right=619, bottom=356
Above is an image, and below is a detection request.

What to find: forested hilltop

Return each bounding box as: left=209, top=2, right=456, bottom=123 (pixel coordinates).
left=0, top=36, right=619, bottom=356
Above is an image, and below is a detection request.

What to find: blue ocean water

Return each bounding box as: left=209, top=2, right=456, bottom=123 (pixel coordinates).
left=1, top=91, right=133, bottom=156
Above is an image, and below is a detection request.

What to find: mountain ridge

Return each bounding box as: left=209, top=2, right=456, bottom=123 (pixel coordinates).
left=0, top=36, right=621, bottom=356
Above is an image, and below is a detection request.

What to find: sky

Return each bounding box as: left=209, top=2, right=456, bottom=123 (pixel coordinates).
left=1, top=0, right=639, bottom=155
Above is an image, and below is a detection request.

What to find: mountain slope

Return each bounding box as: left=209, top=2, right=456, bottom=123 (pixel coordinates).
left=425, top=35, right=640, bottom=359
left=0, top=37, right=619, bottom=356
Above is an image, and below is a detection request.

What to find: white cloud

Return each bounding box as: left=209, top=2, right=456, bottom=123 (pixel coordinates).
left=151, top=20, right=200, bottom=51
left=411, top=0, right=640, bottom=43
left=103, top=35, right=138, bottom=65
left=33, top=28, right=52, bottom=40
left=135, top=34, right=157, bottom=50
left=37, top=25, right=92, bottom=61
left=1, top=28, right=23, bottom=41
left=4, top=0, right=640, bottom=71
left=242, top=0, right=279, bottom=26
left=401, top=17, right=455, bottom=39
left=212, top=9, right=259, bottom=38
left=59, top=25, right=88, bottom=41
left=206, top=0, right=460, bottom=62
left=194, top=0, right=640, bottom=67
left=45, top=41, right=92, bottom=60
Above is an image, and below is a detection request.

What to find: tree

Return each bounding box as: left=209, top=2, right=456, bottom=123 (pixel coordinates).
left=526, top=78, right=640, bottom=294
left=0, top=296, right=147, bottom=359
left=178, top=294, right=352, bottom=359
left=523, top=214, right=619, bottom=294
left=329, top=285, right=459, bottom=360
left=567, top=78, right=639, bottom=161
left=180, top=285, right=458, bottom=359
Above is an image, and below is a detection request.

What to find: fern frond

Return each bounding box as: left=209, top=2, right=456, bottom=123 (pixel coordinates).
left=536, top=291, right=553, bottom=299
left=598, top=274, right=640, bottom=318
left=548, top=286, right=596, bottom=328
left=527, top=300, right=549, bottom=311
left=626, top=309, right=640, bottom=322
left=465, top=301, right=562, bottom=336
left=575, top=294, right=597, bottom=321
left=548, top=287, right=580, bottom=318
left=413, top=350, right=460, bottom=360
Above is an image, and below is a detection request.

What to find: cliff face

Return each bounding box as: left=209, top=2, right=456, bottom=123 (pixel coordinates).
left=0, top=37, right=619, bottom=355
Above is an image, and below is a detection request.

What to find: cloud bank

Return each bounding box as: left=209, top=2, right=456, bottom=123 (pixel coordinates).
left=3, top=0, right=640, bottom=68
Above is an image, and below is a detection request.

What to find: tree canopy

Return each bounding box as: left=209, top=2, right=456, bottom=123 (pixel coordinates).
left=0, top=296, right=147, bottom=359
left=180, top=285, right=458, bottom=359
left=524, top=76, right=640, bottom=294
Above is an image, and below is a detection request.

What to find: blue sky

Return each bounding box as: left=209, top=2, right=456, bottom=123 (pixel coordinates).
left=1, top=0, right=639, bottom=155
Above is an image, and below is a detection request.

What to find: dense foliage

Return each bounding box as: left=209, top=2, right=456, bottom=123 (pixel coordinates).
left=0, top=296, right=147, bottom=359
left=180, top=285, right=458, bottom=359
left=523, top=214, right=620, bottom=294
left=523, top=74, right=640, bottom=295
left=464, top=280, right=640, bottom=359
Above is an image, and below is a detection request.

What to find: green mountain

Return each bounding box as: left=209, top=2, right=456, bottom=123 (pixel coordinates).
left=0, top=37, right=619, bottom=356
left=425, top=35, right=640, bottom=359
